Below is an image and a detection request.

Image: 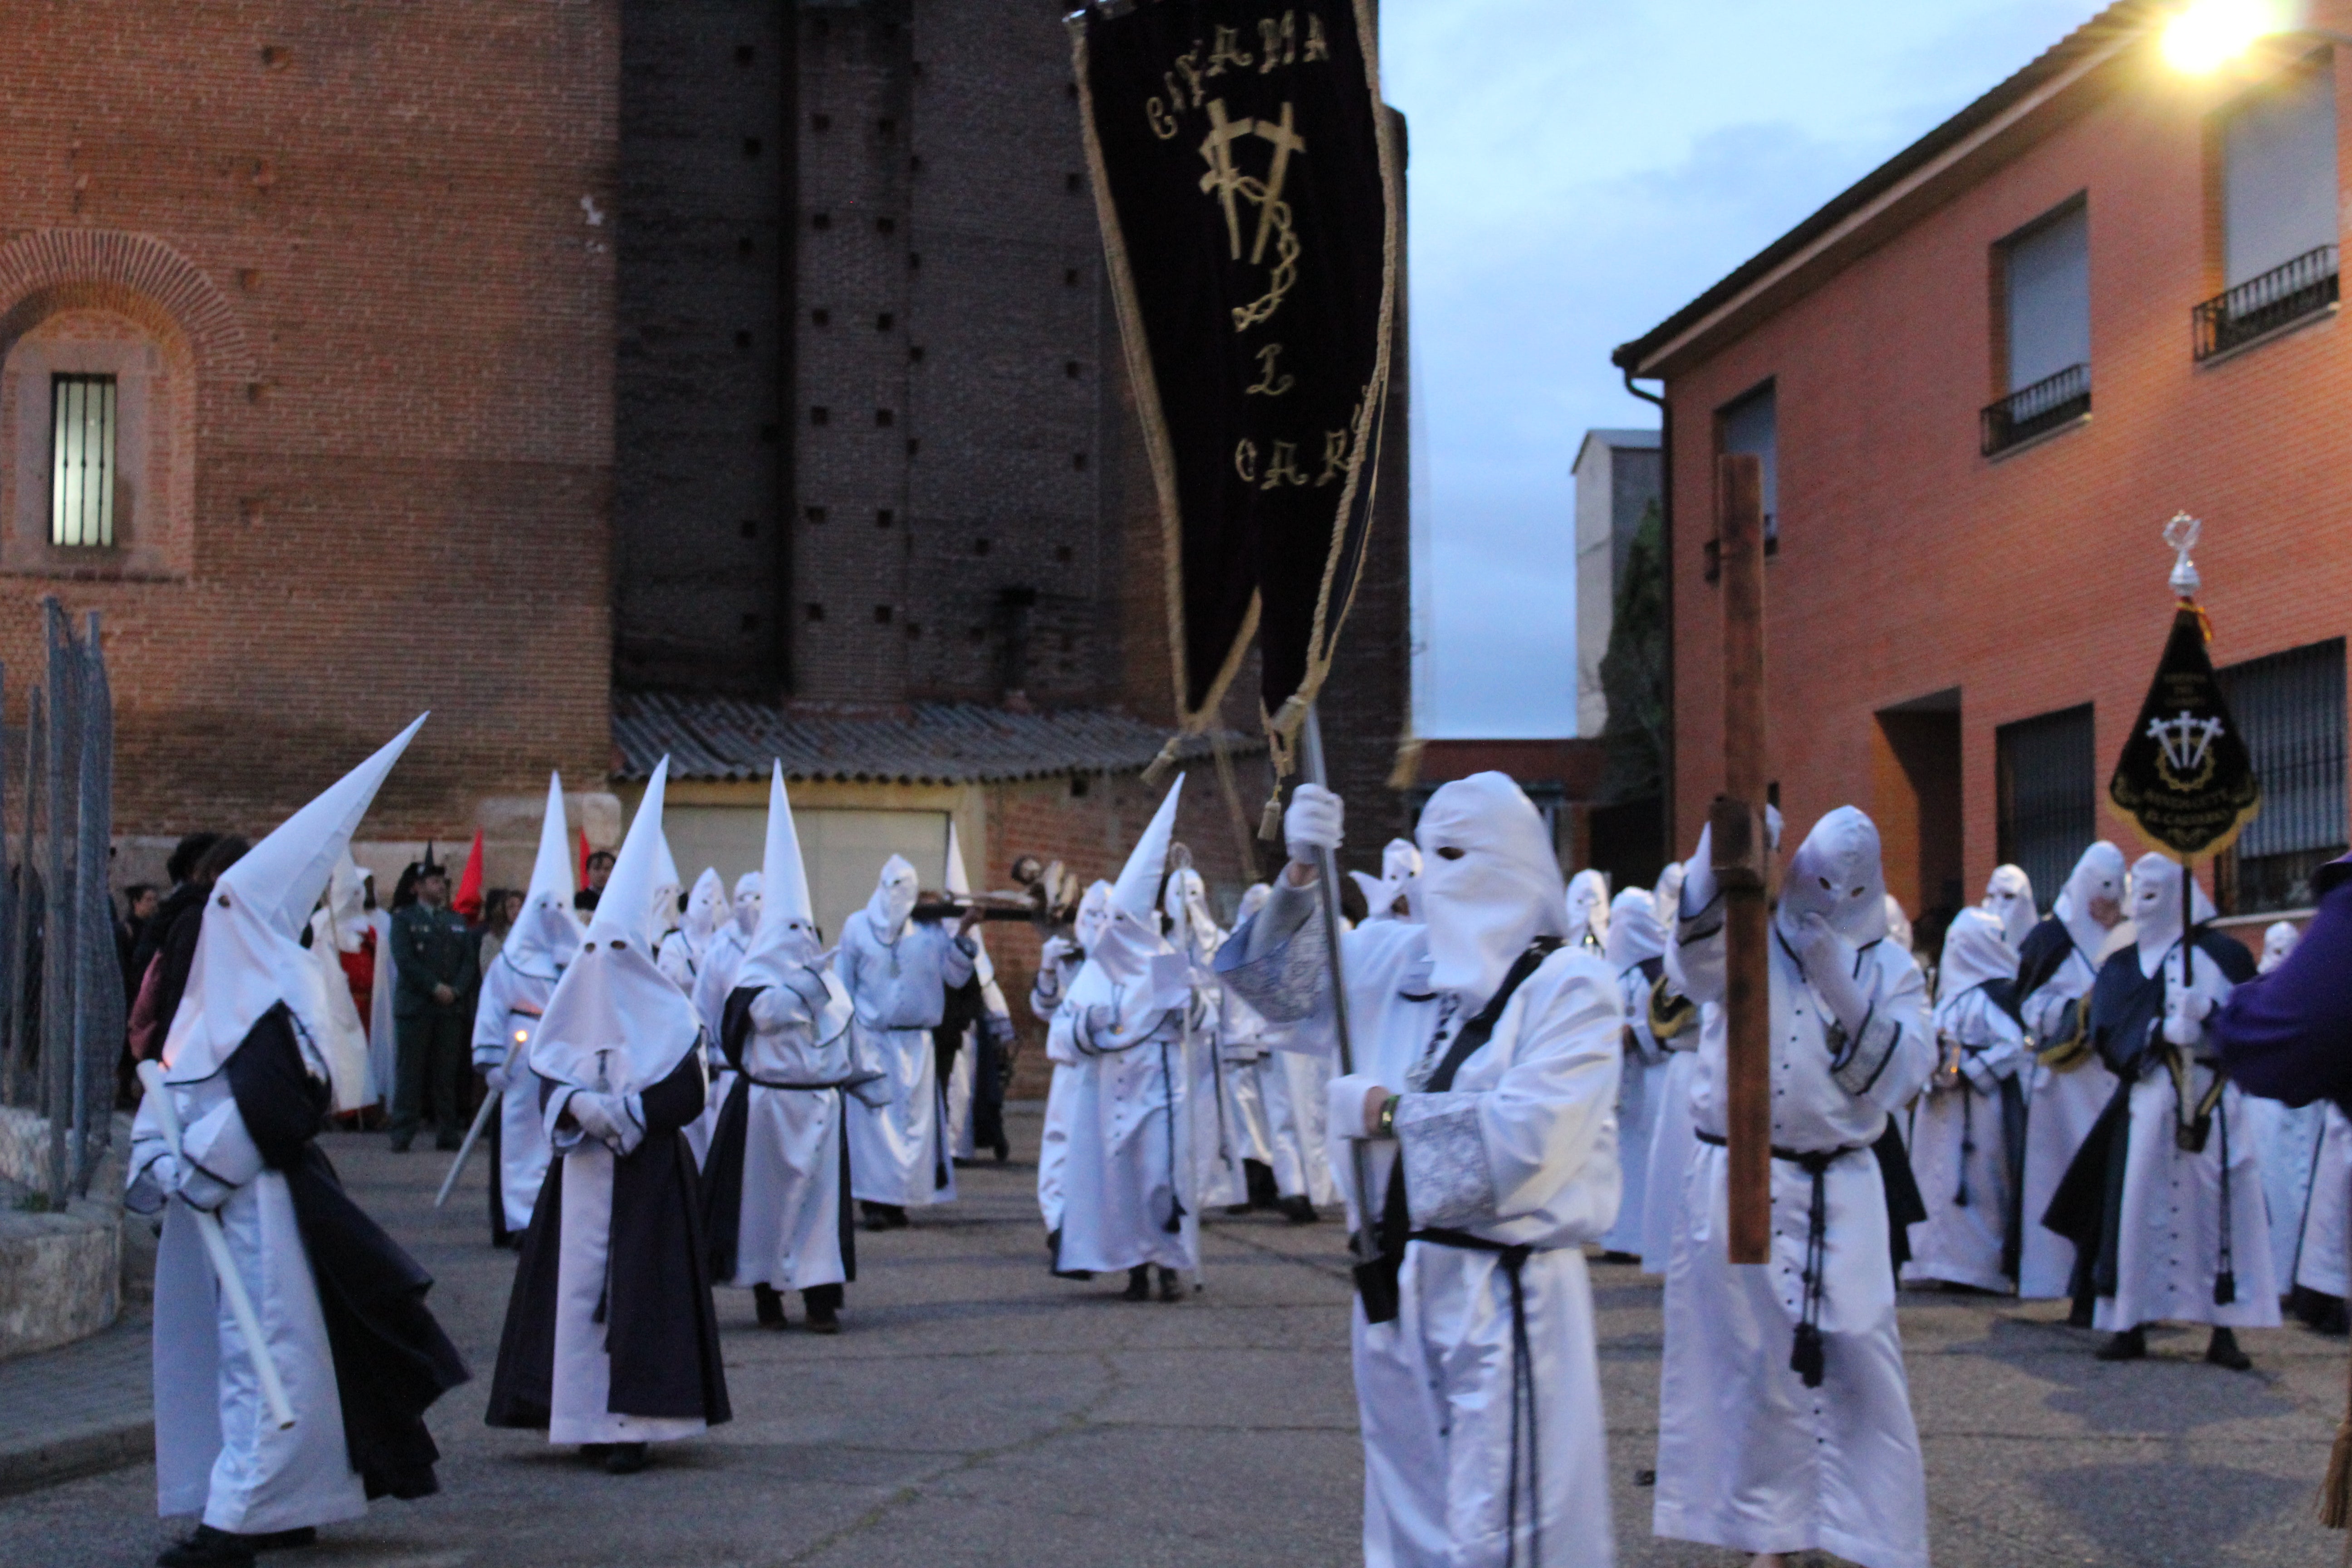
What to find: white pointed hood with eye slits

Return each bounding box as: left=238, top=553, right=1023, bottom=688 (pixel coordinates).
left=736, top=762, right=850, bottom=1044
left=1776, top=806, right=1890, bottom=947
left=2052, top=841, right=2128, bottom=961
left=2260, top=920, right=2300, bottom=973
left=1982, top=863, right=2036, bottom=949
left=163, top=715, right=427, bottom=1085
left=1603, top=887, right=1665, bottom=973
left=501, top=772, right=584, bottom=983
left=529, top=758, right=704, bottom=1094
left=1416, top=771, right=1569, bottom=1004
left=2128, top=852, right=2216, bottom=978
left=1067, top=776, right=1190, bottom=1042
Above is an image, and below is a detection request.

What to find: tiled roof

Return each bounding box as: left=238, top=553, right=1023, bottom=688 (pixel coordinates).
left=612, top=691, right=1259, bottom=785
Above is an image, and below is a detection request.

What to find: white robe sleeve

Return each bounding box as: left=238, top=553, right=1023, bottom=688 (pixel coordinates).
left=1392, top=959, right=1623, bottom=1231
left=174, top=1093, right=266, bottom=1212
left=1833, top=946, right=1936, bottom=1114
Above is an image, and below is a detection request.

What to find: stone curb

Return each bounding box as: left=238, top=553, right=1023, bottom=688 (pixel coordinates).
left=0, top=1415, right=152, bottom=1497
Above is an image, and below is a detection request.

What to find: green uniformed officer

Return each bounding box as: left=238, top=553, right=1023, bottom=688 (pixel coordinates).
left=388, top=861, right=480, bottom=1152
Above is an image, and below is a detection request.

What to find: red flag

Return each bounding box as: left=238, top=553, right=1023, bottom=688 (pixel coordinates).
left=452, top=829, right=485, bottom=921
left=578, top=827, right=592, bottom=889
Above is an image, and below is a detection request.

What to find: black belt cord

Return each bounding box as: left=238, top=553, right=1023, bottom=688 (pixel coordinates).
left=2215, top=1082, right=2237, bottom=1306
left=1159, top=1037, right=1187, bottom=1234
left=1415, top=1230, right=1543, bottom=1567
left=1696, top=1129, right=1859, bottom=1388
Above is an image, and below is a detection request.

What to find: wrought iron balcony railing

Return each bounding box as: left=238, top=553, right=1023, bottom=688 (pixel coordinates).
left=1980, top=362, right=2090, bottom=456
left=2193, top=244, right=2339, bottom=362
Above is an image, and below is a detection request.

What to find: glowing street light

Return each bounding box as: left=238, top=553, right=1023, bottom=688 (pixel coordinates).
left=2161, top=0, right=2319, bottom=72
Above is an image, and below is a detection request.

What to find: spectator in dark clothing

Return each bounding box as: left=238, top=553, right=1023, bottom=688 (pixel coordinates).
left=388, top=863, right=481, bottom=1152
left=118, top=882, right=158, bottom=997
left=127, top=836, right=249, bottom=1062
left=127, top=833, right=221, bottom=990
left=2213, top=854, right=2352, bottom=1111
left=574, top=848, right=614, bottom=914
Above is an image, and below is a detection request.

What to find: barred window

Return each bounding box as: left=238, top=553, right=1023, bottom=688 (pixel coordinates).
left=50, top=373, right=117, bottom=549
left=1718, top=382, right=1778, bottom=545
left=1996, top=704, right=2095, bottom=911
left=2219, top=638, right=2347, bottom=914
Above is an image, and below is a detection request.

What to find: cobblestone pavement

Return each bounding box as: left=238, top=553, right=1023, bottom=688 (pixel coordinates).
left=0, top=1103, right=2343, bottom=1566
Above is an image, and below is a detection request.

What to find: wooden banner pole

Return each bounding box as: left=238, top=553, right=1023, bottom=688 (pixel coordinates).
left=1715, top=453, right=1772, bottom=1266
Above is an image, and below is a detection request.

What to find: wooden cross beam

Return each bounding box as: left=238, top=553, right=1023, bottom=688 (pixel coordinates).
left=1714, top=453, right=1772, bottom=1266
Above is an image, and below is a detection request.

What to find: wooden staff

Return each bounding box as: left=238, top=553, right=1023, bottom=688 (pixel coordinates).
left=1715, top=454, right=1772, bottom=1265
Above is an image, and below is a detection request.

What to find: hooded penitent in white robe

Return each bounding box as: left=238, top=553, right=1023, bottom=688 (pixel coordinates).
left=2013, top=841, right=2129, bottom=1299
left=1222, top=771, right=1621, bottom=1568
left=1982, top=863, right=2038, bottom=950
left=1350, top=838, right=1424, bottom=926
left=486, top=757, right=730, bottom=1449
left=365, top=887, right=397, bottom=1107
left=701, top=765, right=870, bottom=1304
left=940, top=826, right=1016, bottom=1163
left=127, top=716, right=467, bottom=1539
left=838, top=854, right=975, bottom=1209
left=1034, top=882, right=1111, bottom=1240
left=2059, top=855, right=2277, bottom=1335
left=1167, top=863, right=1264, bottom=1209
left=471, top=774, right=583, bottom=1237
left=690, top=872, right=763, bottom=1048
left=1563, top=868, right=1609, bottom=953
left=1602, top=886, right=1669, bottom=1259
left=1229, top=882, right=1338, bottom=1210
left=2295, top=1105, right=2352, bottom=1299
left=306, top=854, right=374, bottom=1113
left=1640, top=861, right=1701, bottom=1275
left=1905, top=908, right=2027, bottom=1292
left=1654, top=806, right=1936, bottom=1568
left=660, top=868, right=727, bottom=991
left=2244, top=921, right=2327, bottom=1289
left=1052, top=779, right=1200, bottom=1278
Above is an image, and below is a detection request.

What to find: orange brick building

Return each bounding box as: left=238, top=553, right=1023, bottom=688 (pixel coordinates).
left=1615, top=0, right=2352, bottom=945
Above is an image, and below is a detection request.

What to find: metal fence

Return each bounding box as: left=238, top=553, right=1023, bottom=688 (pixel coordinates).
left=0, top=599, right=119, bottom=1208
left=2192, top=244, right=2340, bottom=361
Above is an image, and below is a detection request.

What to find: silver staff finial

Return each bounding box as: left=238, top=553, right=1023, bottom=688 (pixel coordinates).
left=2165, top=512, right=2202, bottom=598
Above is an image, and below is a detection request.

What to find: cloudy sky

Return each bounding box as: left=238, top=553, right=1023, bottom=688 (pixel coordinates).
left=1384, top=0, right=2105, bottom=737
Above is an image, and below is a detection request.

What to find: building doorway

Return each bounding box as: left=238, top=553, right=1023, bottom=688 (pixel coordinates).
left=1873, top=690, right=1963, bottom=958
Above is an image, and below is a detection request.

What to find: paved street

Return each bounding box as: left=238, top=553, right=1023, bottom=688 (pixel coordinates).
left=1, top=1102, right=2346, bottom=1567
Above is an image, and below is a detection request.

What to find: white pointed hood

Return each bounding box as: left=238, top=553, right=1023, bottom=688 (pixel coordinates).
left=866, top=854, right=921, bottom=943
left=946, top=822, right=997, bottom=989
left=502, top=772, right=584, bottom=983
left=529, top=758, right=704, bottom=1093
left=735, top=763, right=849, bottom=1045
left=2053, top=842, right=2128, bottom=961
left=1935, top=905, right=2017, bottom=1007
left=2261, top=921, right=2300, bottom=973
left=682, top=867, right=727, bottom=952
left=1417, top=772, right=1569, bottom=1004
left=1163, top=864, right=1222, bottom=965
left=1603, top=887, right=1665, bottom=972
left=1564, top=869, right=1611, bottom=950
left=2128, top=852, right=2215, bottom=977
left=1067, top=779, right=1190, bottom=1041
left=648, top=832, right=682, bottom=941
left=731, top=872, right=764, bottom=938
left=163, top=716, right=426, bottom=1084
left=1778, top=806, right=1890, bottom=946
left=1982, top=863, right=2036, bottom=950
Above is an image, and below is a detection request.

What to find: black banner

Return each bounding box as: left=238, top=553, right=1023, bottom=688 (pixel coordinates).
left=2108, top=608, right=2262, bottom=858
left=1072, top=0, right=1398, bottom=738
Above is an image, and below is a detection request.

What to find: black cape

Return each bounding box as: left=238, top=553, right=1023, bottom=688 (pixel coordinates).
left=225, top=1005, right=470, bottom=1499
left=2041, top=931, right=2257, bottom=1296
left=699, top=985, right=858, bottom=1285
left=485, top=1049, right=731, bottom=1429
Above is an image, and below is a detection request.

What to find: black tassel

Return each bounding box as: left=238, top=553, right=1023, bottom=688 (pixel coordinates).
left=1791, top=1323, right=1825, bottom=1388
left=2215, top=1270, right=2237, bottom=1307
left=1164, top=1196, right=1187, bottom=1235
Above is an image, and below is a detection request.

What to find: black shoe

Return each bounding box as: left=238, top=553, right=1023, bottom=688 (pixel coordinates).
left=157, top=1527, right=262, bottom=1567
left=993, top=1138, right=1010, bottom=1162
left=2205, top=1327, right=2254, bottom=1371
left=2096, top=1327, right=2147, bottom=1362
left=753, top=1284, right=787, bottom=1329
left=1278, top=1195, right=1321, bottom=1225
left=1156, top=1265, right=1181, bottom=1303
left=1224, top=1202, right=1254, bottom=1217
left=1123, top=1264, right=1152, bottom=1301
left=244, top=1528, right=315, bottom=1554
left=1598, top=1250, right=1642, bottom=1265
left=387, top=1136, right=413, bottom=1154
left=1245, top=1158, right=1281, bottom=1210
left=603, top=1441, right=650, bottom=1475
left=2066, top=1296, right=2096, bottom=1329
left=804, top=1310, right=840, bottom=1335
left=1047, top=1229, right=1094, bottom=1281
left=578, top=1443, right=612, bottom=1462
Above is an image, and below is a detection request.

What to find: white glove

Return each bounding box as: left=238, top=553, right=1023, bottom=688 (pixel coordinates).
left=1040, top=936, right=1074, bottom=968
left=1285, top=783, right=1344, bottom=867
left=1960, top=1053, right=2000, bottom=1094
left=2162, top=973, right=2211, bottom=1046
left=480, top=1060, right=512, bottom=1094
left=1328, top=1071, right=1382, bottom=1142
left=567, top=1090, right=628, bottom=1148
left=1786, top=912, right=1869, bottom=1035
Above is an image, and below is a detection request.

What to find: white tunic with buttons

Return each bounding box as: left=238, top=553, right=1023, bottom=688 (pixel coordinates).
left=1654, top=910, right=1936, bottom=1568
left=1221, top=885, right=1621, bottom=1568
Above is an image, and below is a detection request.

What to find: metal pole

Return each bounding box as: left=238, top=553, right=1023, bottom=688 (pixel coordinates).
left=1299, top=707, right=1376, bottom=1264
left=74, top=615, right=113, bottom=1192
left=43, top=602, right=73, bottom=1209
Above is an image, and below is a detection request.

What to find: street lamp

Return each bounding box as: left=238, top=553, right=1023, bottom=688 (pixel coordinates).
left=2161, top=0, right=2350, bottom=70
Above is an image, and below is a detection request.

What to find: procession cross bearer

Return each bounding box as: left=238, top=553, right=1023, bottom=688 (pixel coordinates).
left=466, top=772, right=584, bottom=1248
left=1221, top=771, right=1623, bottom=1567
left=486, top=757, right=731, bottom=1475
left=129, top=716, right=469, bottom=1568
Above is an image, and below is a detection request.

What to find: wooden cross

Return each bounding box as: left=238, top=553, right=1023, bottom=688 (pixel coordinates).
left=1715, top=453, right=1772, bottom=1266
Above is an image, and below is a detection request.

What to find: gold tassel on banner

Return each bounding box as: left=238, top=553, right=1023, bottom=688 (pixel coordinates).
left=1259, top=787, right=1286, bottom=843
left=1386, top=734, right=1423, bottom=792
left=2318, top=1351, right=2352, bottom=1529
